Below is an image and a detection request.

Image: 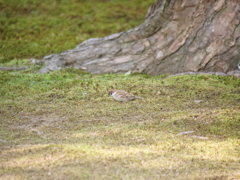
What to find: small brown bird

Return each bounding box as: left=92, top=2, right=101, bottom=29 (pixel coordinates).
left=108, top=90, right=144, bottom=102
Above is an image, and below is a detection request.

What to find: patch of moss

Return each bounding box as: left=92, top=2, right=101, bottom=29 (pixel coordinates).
left=0, top=0, right=153, bottom=63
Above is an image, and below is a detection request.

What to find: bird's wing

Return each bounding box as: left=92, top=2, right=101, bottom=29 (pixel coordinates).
left=117, top=91, right=135, bottom=98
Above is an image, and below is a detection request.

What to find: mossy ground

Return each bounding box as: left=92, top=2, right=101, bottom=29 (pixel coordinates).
left=1, top=0, right=240, bottom=179
left=0, top=0, right=151, bottom=62
left=1, top=64, right=240, bottom=179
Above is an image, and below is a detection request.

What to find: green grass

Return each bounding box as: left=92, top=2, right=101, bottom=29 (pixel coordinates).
left=0, top=0, right=152, bottom=63
left=1, top=0, right=240, bottom=179
left=0, top=62, right=240, bottom=179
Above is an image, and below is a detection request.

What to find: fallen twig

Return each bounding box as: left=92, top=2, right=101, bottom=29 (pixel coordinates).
left=176, top=131, right=195, bottom=135
left=30, top=128, right=46, bottom=139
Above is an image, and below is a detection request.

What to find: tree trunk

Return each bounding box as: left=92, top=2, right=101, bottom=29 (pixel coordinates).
left=37, top=0, right=240, bottom=75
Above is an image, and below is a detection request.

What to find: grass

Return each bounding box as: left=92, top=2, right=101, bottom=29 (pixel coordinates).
left=0, top=63, right=240, bottom=179
left=0, top=0, right=152, bottom=63
left=1, top=0, right=240, bottom=179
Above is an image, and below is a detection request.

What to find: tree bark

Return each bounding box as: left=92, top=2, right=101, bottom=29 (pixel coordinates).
left=37, top=0, right=240, bottom=75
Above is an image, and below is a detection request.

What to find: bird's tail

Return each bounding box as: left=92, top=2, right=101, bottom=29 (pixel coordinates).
left=135, top=96, right=144, bottom=99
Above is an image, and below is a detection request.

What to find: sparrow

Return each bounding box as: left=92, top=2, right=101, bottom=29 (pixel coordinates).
left=108, top=90, right=144, bottom=102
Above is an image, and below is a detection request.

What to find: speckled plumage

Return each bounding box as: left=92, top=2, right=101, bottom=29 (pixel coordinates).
left=108, top=90, right=144, bottom=102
